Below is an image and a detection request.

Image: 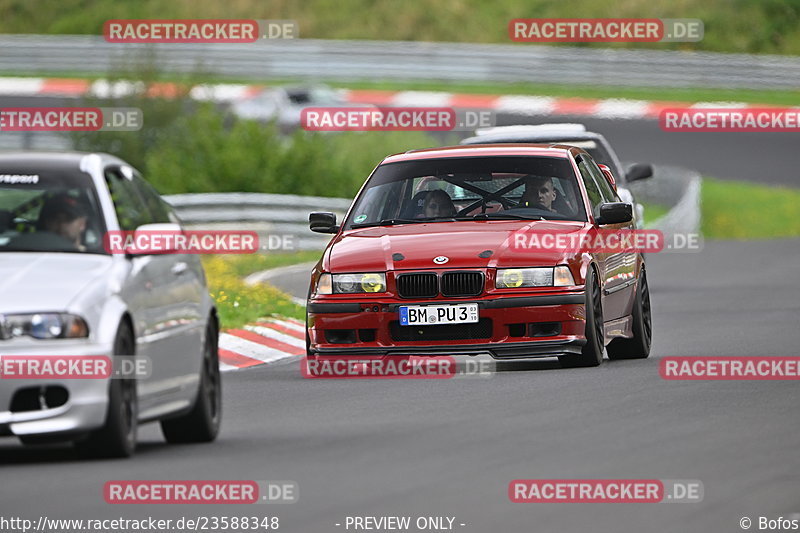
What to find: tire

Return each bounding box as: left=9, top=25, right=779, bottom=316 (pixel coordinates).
left=559, top=267, right=604, bottom=368
left=74, top=324, right=138, bottom=458
left=607, top=269, right=652, bottom=360
left=305, top=312, right=312, bottom=356
left=161, top=321, right=222, bottom=443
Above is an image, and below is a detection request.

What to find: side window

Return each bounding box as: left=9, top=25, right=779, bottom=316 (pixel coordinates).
left=576, top=157, right=604, bottom=218
left=104, top=168, right=152, bottom=231
left=133, top=175, right=174, bottom=224
left=583, top=154, right=619, bottom=203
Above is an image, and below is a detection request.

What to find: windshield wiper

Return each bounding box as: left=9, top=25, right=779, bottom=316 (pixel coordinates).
left=351, top=218, right=421, bottom=228
left=459, top=213, right=545, bottom=221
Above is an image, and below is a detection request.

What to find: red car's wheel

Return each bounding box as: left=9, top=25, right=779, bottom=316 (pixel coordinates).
left=607, top=269, right=652, bottom=360
left=559, top=267, right=604, bottom=368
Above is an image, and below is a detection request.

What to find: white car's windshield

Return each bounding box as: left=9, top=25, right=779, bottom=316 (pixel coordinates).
left=0, top=171, right=106, bottom=254
left=345, top=156, right=587, bottom=229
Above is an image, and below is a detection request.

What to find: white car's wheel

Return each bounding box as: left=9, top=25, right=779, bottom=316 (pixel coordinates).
left=74, top=324, right=138, bottom=458
left=161, top=321, right=221, bottom=443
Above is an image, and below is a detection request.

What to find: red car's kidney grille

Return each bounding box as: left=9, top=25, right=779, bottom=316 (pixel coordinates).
left=441, top=271, right=484, bottom=297
left=389, top=318, right=493, bottom=341
left=396, top=271, right=484, bottom=298
left=396, top=273, right=438, bottom=298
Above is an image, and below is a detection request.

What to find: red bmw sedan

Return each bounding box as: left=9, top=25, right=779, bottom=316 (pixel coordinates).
left=306, top=145, right=651, bottom=368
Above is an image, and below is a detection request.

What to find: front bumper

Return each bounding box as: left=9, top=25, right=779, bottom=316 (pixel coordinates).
left=308, top=291, right=587, bottom=359
left=0, top=341, right=112, bottom=439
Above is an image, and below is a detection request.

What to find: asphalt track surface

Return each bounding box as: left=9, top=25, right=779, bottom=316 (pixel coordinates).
left=2, top=94, right=800, bottom=533
left=2, top=238, right=799, bottom=533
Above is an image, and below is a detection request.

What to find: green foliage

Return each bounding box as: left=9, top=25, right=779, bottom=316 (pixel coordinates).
left=74, top=92, right=438, bottom=198
left=138, top=105, right=436, bottom=197
left=70, top=62, right=203, bottom=172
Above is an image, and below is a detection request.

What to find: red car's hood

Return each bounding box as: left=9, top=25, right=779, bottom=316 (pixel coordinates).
left=326, top=220, right=590, bottom=271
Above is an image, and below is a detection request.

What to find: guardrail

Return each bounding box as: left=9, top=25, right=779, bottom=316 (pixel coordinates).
left=163, top=192, right=351, bottom=251
left=0, top=131, right=70, bottom=152
left=627, top=164, right=701, bottom=236
left=0, top=35, right=798, bottom=90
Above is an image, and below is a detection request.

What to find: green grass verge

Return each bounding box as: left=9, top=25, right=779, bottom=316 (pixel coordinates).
left=336, top=80, right=800, bottom=108
left=701, top=177, right=800, bottom=239
left=640, top=203, right=671, bottom=228
left=2, top=0, right=800, bottom=55
left=216, top=250, right=321, bottom=279
left=201, top=252, right=318, bottom=329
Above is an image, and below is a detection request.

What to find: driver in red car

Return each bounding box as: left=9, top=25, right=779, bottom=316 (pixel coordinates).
left=521, top=176, right=558, bottom=213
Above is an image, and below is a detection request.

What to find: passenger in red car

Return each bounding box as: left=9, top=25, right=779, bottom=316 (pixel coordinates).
left=424, top=190, right=456, bottom=218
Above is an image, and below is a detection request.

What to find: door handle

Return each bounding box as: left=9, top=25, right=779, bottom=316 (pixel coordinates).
left=171, top=262, right=188, bottom=276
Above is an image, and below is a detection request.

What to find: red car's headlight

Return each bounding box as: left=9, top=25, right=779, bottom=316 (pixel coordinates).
left=315, top=273, right=387, bottom=295
left=496, top=266, right=575, bottom=288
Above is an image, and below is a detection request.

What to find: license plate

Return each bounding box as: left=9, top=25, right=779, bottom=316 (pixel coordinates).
left=399, top=303, right=479, bottom=326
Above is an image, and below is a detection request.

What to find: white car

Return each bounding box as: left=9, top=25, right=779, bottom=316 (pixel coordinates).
left=0, top=152, right=221, bottom=457
left=230, top=85, right=346, bottom=128
left=230, top=84, right=375, bottom=132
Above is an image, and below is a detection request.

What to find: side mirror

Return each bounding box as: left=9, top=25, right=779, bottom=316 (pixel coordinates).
left=309, top=212, right=339, bottom=234
left=597, top=164, right=617, bottom=191
left=625, top=163, right=653, bottom=182
left=596, top=203, right=633, bottom=226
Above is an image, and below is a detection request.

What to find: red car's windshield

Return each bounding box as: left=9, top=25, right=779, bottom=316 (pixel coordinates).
left=345, top=156, right=587, bottom=229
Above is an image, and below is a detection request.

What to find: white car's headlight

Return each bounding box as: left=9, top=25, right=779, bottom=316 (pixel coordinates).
left=316, top=273, right=387, bottom=294
left=0, top=313, right=90, bottom=340
left=496, top=266, right=575, bottom=288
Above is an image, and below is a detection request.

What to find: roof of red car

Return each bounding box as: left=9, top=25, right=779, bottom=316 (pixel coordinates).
left=382, top=143, right=576, bottom=164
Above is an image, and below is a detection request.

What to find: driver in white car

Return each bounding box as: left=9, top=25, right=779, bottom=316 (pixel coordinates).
left=38, top=193, right=88, bottom=251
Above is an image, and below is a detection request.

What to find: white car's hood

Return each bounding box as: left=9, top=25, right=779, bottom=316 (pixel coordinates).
left=0, top=253, right=113, bottom=313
